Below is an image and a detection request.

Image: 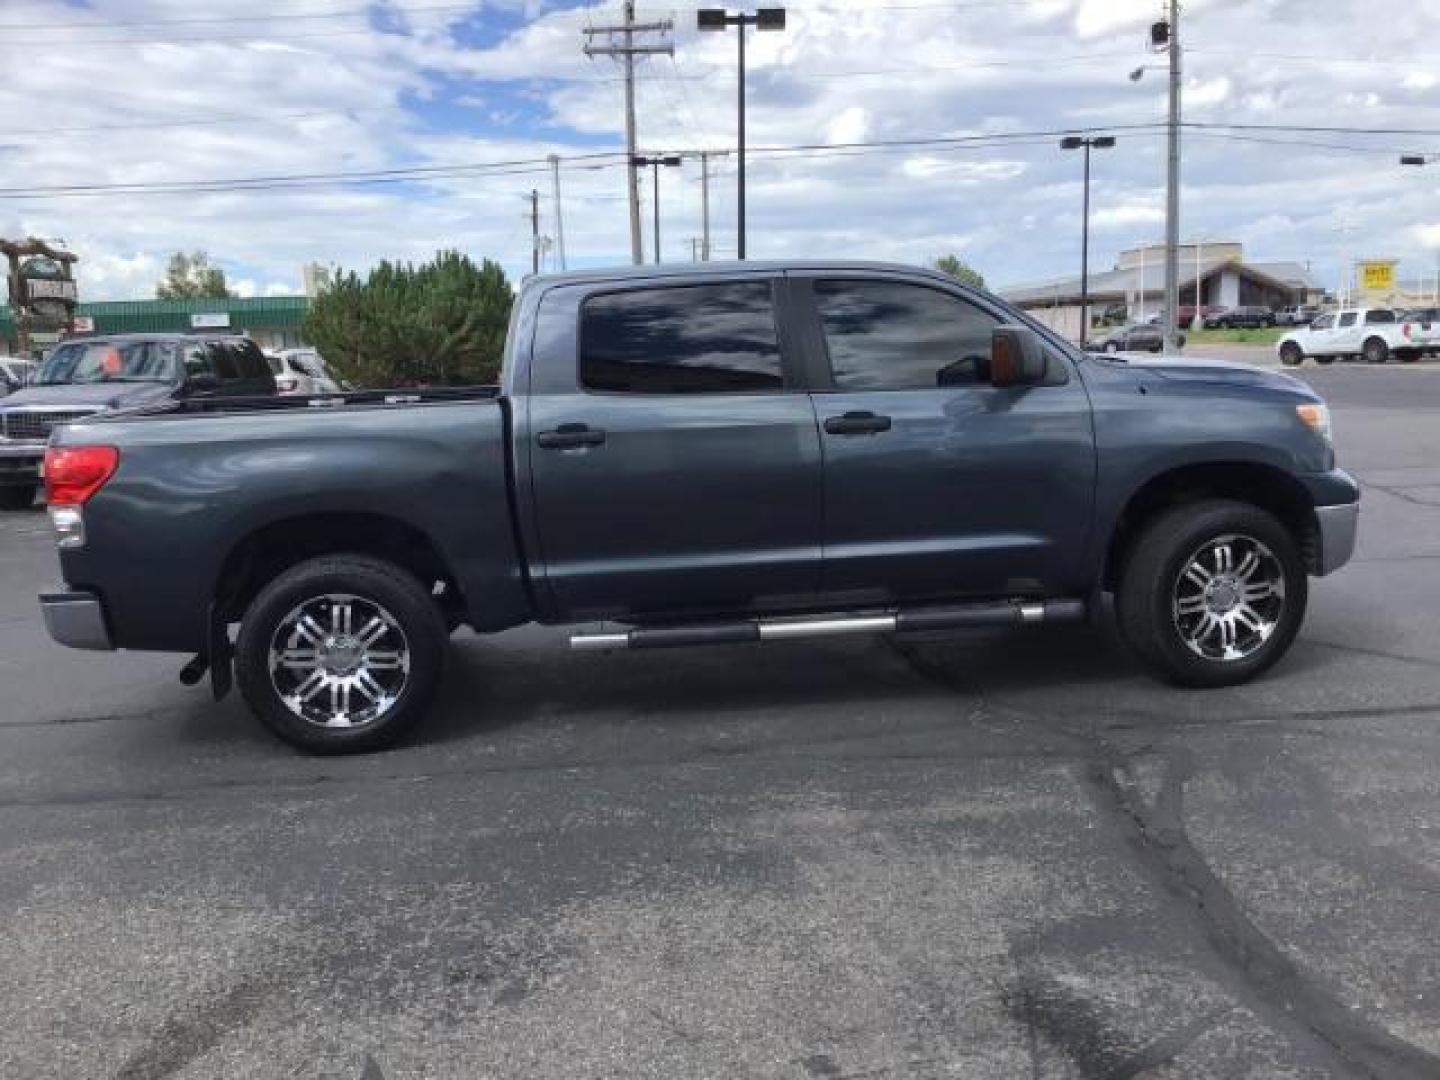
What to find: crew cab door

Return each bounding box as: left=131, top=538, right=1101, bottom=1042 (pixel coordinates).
left=523, top=276, right=823, bottom=621
left=1302, top=313, right=1336, bottom=354
left=1330, top=311, right=1362, bottom=355
left=793, top=274, right=1097, bottom=603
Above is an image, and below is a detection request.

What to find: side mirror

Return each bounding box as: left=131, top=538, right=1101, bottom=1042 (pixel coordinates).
left=990, top=325, right=1048, bottom=388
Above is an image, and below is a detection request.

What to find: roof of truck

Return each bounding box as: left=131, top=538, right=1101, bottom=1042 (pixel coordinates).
left=528, top=260, right=967, bottom=288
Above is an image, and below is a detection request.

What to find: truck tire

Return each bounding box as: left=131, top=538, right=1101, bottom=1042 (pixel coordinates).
left=1363, top=337, right=1389, bottom=364
left=234, top=555, right=448, bottom=753
left=1278, top=342, right=1303, bottom=366
left=1116, top=499, right=1307, bottom=688
left=0, top=485, right=36, bottom=510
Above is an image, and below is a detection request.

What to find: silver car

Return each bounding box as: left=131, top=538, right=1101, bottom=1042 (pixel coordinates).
left=265, top=348, right=341, bottom=395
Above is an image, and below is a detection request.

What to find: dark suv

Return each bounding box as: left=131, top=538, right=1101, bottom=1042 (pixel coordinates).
left=1205, top=305, right=1276, bottom=329
left=0, top=334, right=275, bottom=510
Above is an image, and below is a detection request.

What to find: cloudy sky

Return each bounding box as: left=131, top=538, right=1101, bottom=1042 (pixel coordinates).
left=2, top=0, right=1438, bottom=300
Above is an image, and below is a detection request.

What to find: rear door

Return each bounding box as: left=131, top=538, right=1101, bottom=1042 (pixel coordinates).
left=795, top=273, right=1097, bottom=604
left=525, top=276, right=824, bottom=621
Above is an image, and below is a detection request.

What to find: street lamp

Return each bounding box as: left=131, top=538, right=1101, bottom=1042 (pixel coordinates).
left=697, top=7, right=786, bottom=260
left=631, top=154, right=682, bottom=263
left=1060, top=134, right=1115, bottom=350
left=1401, top=155, right=1440, bottom=303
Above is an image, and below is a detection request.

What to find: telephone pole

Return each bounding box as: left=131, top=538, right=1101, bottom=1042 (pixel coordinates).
left=548, top=154, right=567, bottom=271
left=1162, top=0, right=1181, bottom=354
left=530, top=189, right=541, bottom=275
left=700, top=150, right=712, bottom=261
left=583, top=4, right=673, bottom=265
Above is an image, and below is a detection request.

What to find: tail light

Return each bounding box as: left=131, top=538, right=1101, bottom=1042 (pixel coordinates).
left=45, top=446, right=119, bottom=506
left=1403, top=322, right=1413, bottom=339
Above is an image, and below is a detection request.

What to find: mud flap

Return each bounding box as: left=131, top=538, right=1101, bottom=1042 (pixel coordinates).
left=208, top=603, right=234, bottom=702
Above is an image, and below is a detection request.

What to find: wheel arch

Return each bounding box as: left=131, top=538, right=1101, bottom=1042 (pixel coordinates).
left=1102, top=461, right=1319, bottom=590
left=213, top=511, right=465, bottom=628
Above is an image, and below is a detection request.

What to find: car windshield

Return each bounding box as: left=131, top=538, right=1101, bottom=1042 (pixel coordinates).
left=265, top=355, right=285, bottom=375
left=35, top=341, right=178, bottom=385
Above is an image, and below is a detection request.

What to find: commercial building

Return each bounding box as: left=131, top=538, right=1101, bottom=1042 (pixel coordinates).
left=1002, top=242, right=1326, bottom=340
left=0, top=295, right=309, bottom=356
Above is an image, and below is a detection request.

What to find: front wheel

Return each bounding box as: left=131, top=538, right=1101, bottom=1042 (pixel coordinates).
left=234, top=555, right=449, bottom=753
left=1279, top=342, right=1304, bottom=366
left=1116, top=500, right=1307, bottom=688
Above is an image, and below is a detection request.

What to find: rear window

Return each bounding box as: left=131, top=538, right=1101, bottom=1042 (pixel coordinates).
left=580, top=282, right=783, bottom=393
left=266, top=355, right=285, bottom=375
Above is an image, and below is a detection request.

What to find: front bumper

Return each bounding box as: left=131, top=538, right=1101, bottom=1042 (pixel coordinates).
left=0, top=441, right=43, bottom=485
left=39, top=589, right=114, bottom=651
left=1314, top=501, right=1359, bottom=576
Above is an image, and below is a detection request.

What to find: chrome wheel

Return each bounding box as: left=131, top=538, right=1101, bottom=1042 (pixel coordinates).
left=1171, top=534, right=1285, bottom=662
left=268, top=593, right=411, bottom=729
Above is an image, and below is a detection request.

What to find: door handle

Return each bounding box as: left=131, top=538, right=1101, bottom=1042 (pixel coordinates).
left=823, top=411, right=892, bottom=435
left=537, top=423, right=607, bottom=449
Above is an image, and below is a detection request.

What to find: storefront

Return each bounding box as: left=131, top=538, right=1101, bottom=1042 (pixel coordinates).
left=0, top=295, right=310, bottom=356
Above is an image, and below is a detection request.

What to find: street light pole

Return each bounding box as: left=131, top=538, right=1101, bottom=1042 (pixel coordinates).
left=1060, top=135, right=1115, bottom=350
left=1163, top=0, right=1182, bottom=354
left=631, top=154, right=682, bottom=264
left=697, top=8, right=786, bottom=260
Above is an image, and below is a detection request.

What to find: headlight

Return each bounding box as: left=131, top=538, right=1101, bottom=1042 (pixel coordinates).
left=1295, top=402, right=1331, bottom=442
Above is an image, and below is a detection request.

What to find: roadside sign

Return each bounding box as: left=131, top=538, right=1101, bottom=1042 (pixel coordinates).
left=191, top=312, right=230, bottom=329
left=30, top=331, right=62, bottom=344
left=1359, top=261, right=1396, bottom=291
left=72, top=316, right=94, bottom=332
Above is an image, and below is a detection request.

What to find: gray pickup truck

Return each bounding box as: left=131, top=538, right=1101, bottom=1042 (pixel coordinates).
left=38, top=261, right=1359, bottom=752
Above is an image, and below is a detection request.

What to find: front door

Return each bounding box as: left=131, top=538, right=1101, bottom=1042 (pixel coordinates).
left=796, top=274, right=1097, bottom=605
left=527, top=277, right=824, bottom=621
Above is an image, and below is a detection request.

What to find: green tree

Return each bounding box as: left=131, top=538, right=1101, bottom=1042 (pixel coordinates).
left=156, top=251, right=233, bottom=299
left=301, top=251, right=514, bottom=388
left=932, top=254, right=986, bottom=291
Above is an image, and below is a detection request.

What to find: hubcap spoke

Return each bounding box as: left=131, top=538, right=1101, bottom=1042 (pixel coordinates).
left=1172, top=533, right=1286, bottom=663
left=269, top=593, right=411, bottom=730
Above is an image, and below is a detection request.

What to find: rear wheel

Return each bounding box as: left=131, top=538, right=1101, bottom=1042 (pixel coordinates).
left=1279, top=342, right=1304, bottom=367
left=234, top=555, right=448, bottom=753
left=1104, top=341, right=1120, bottom=353
left=1117, top=499, right=1307, bottom=688
left=0, top=485, right=36, bottom=511
left=1363, top=336, right=1390, bottom=364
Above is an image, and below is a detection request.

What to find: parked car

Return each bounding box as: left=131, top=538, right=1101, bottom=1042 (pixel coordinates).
left=1148, top=305, right=1220, bottom=330
left=1276, top=305, right=1321, bottom=327
left=1397, top=307, right=1440, bottom=356
left=266, top=347, right=341, bottom=395
left=1097, top=323, right=1185, bottom=353
left=0, top=357, right=37, bottom=394
left=38, top=261, right=1358, bottom=752
left=1275, top=308, right=1422, bottom=366
left=0, top=334, right=275, bottom=510
left=1205, top=305, right=1276, bottom=329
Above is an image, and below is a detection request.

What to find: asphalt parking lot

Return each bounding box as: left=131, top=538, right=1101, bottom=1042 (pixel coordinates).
left=2, top=363, right=1440, bottom=1079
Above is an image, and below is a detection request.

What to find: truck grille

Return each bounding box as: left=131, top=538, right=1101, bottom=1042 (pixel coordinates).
left=0, top=410, right=93, bottom=443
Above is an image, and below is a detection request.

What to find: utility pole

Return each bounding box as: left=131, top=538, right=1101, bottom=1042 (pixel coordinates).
left=700, top=151, right=712, bottom=261
left=1162, top=0, right=1182, bottom=354
left=530, top=189, right=541, bottom=276
left=548, top=154, right=567, bottom=271
left=584, top=4, right=673, bottom=265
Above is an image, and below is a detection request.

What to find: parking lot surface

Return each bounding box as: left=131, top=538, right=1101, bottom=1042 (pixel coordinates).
left=2, top=364, right=1440, bottom=1079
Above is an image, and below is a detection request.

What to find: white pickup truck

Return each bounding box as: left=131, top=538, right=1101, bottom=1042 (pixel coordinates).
left=1276, top=308, right=1425, bottom=366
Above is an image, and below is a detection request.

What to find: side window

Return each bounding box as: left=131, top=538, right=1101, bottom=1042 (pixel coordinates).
left=580, top=282, right=783, bottom=393
left=236, top=341, right=271, bottom=380
left=1366, top=309, right=1395, bottom=324
left=183, top=344, right=214, bottom=379
left=1311, top=315, right=1334, bottom=331
left=1337, top=312, right=1357, bottom=328
left=814, top=279, right=1000, bottom=390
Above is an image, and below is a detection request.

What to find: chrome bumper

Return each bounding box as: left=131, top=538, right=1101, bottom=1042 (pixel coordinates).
left=39, top=590, right=114, bottom=651
left=1314, top=501, right=1359, bottom=576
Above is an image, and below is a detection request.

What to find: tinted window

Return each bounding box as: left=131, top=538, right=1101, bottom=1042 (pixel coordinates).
left=1338, top=312, right=1357, bottom=328
left=35, top=341, right=176, bottom=385
left=235, top=341, right=271, bottom=380
left=581, top=283, right=782, bottom=393
left=183, top=344, right=214, bottom=379
left=207, top=343, right=243, bottom=381
left=814, top=280, right=999, bottom=390
left=1311, top=315, right=1334, bottom=330
left=1366, top=309, right=1395, bottom=324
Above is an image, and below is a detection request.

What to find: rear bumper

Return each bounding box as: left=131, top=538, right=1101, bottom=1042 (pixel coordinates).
left=0, top=442, right=43, bottom=485
left=39, top=589, right=114, bottom=650
left=1314, top=501, right=1359, bottom=576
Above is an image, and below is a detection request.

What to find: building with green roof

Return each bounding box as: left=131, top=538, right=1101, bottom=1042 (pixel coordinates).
left=0, top=295, right=310, bottom=355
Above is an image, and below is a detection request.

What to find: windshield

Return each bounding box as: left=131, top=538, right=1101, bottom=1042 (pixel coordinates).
left=35, top=341, right=178, bottom=386
left=266, top=355, right=285, bottom=375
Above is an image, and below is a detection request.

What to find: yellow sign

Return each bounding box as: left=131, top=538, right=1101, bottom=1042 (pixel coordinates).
left=1359, top=261, right=1396, bottom=291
